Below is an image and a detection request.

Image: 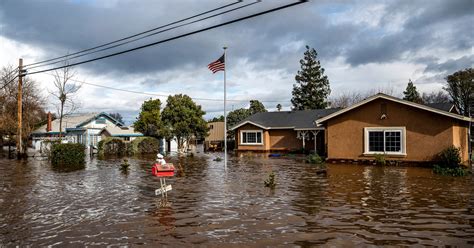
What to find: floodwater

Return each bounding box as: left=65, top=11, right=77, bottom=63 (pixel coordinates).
left=1, top=152, right=473, bottom=247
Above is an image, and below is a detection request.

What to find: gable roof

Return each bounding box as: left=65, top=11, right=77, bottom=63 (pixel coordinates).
left=316, top=93, right=472, bottom=124
left=230, top=109, right=340, bottom=131
left=76, top=112, right=124, bottom=127
left=426, top=102, right=457, bottom=113
left=99, top=126, right=143, bottom=137
left=32, top=112, right=125, bottom=134
left=33, top=113, right=97, bottom=134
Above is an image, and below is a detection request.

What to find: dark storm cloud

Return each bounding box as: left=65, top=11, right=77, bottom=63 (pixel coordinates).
left=0, top=0, right=472, bottom=76
left=0, top=0, right=360, bottom=76
left=424, top=55, right=474, bottom=74
left=344, top=0, right=473, bottom=66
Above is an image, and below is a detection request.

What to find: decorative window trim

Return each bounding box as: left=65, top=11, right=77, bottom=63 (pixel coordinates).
left=240, top=130, right=263, bottom=145
left=363, top=127, right=406, bottom=156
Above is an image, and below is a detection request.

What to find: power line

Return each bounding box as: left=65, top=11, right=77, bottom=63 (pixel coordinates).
left=23, top=0, right=244, bottom=68
left=44, top=72, right=289, bottom=103
left=2, top=67, right=19, bottom=79
left=25, top=1, right=260, bottom=71
left=26, top=1, right=307, bottom=76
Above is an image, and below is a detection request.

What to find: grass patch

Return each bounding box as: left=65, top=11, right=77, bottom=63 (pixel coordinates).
left=433, top=164, right=469, bottom=177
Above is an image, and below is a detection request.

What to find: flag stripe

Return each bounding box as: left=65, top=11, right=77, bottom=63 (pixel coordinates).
left=208, top=54, right=225, bottom=73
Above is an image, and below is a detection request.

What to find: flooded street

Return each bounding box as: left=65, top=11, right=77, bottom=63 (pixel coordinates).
left=1, top=153, right=473, bottom=247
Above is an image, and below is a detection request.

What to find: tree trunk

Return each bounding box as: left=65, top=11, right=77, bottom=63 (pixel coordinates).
left=59, top=100, right=64, bottom=141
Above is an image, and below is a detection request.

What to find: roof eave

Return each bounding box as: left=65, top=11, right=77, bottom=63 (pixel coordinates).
left=316, top=93, right=472, bottom=124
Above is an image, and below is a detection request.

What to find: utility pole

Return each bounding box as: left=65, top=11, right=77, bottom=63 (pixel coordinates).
left=16, top=58, right=23, bottom=158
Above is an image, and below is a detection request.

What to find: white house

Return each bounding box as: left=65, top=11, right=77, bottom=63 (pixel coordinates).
left=31, top=112, right=143, bottom=151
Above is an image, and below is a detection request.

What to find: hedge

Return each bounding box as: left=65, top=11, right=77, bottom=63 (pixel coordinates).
left=98, top=137, right=127, bottom=156
left=130, top=137, right=159, bottom=154
left=51, top=143, right=86, bottom=169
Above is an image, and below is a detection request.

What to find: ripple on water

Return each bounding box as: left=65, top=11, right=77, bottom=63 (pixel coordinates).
left=0, top=154, right=473, bottom=246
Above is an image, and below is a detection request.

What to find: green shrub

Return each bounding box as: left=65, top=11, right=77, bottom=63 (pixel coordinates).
left=51, top=143, right=85, bottom=169
left=433, top=164, right=468, bottom=177
left=130, top=137, right=159, bottom=155
left=374, top=153, right=386, bottom=166
left=432, top=146, right=468, bottom=176
left=306, top=154, right=324, bottom=164
left=437, top=146, right=461, bottom=168
left=120, top=159, right=130, bottom=173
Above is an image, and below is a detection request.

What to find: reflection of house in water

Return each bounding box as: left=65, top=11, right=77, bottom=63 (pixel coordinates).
left=31, top=112, right=142, bottom=151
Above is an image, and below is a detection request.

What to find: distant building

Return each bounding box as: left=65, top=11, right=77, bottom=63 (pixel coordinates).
left=205, top=121, right=225, bottom=151
left=230, top=109, right=339, bottom=154
left=31, top=112, right=142, bottom=151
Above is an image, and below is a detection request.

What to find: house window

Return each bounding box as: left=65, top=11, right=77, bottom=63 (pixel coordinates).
left=364, top=127, right=405, bottom=155
left=241, top=130, right=263, bottom=145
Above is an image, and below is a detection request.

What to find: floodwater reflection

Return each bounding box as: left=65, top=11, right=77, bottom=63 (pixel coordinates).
left=0, top=153, right=473, bottom=246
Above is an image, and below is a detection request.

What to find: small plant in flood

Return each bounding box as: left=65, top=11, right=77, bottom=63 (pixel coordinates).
left=120, top=159, right=130, bottom=173
left=213, top=157, right=223, bottom=162
left=374, top=153, right=386, bottom=166
left=306, top=154, right=324, bottom=164
left=264, top=172, right=276, bottom=189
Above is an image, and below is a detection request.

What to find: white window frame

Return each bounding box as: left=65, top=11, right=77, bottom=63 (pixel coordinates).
left=240, top=130, right=263, bottom=145
left=364, top=127, right=406, bottom=156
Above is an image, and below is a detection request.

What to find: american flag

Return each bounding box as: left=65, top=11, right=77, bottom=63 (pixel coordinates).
left=208, top=54, right=225, bottom=73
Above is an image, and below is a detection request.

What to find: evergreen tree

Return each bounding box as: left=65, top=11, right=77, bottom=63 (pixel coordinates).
left=403, top=79, right=422, bottom=103
left=208, top=115, right=224, bottom=122
left=161, top=94, right=209, bottom=151
left=133, top=99, right=163, bottom=138
left=291, top=45, right=331, bottom=110
left=276, top=104, right=282, bottom=111
left=248, top=100, right=267, bottom=115
left=109, top=112, right=124, bottom=123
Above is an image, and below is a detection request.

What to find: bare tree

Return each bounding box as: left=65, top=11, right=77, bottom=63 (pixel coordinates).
left=421, top=90, right=451, bottom=104
left=330, top=92, right=364, bottom=108
left=0, top=65, right=46, bottom=154
left=49, top=63, right=81, bottom=140
left=330, top=87, right=395, bottom=108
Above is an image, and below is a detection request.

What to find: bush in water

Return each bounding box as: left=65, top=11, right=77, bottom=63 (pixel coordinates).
left=51, top=143, right=85, bottom=169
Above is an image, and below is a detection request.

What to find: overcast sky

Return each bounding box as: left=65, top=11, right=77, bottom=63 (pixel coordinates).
left=1, top=0, right=472, bottom=124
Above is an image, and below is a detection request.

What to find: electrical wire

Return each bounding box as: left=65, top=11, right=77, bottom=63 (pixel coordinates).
left=25, top=1, right=307, bottom=76
left=0, top=74, right=19, bottom=91
left=25, top=0, right=261, bottom=71
left=23, top=0, right=244, bottom=68
left=3, top=67, right=19, bottom=79
left=44, top=72, right=289, bottom=103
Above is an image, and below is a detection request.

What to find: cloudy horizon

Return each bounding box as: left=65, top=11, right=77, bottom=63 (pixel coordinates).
left=1, top=0, right=472, bottom=125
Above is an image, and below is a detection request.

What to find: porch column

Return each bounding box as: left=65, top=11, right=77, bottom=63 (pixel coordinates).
left=311, top=130, right=321, bottom=155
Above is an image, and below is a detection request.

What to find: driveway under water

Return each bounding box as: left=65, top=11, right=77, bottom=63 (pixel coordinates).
left=1, top=153, right=473, bottom=246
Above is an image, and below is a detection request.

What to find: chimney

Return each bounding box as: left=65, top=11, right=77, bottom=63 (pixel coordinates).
left=46, top=112, right=52, bottom=132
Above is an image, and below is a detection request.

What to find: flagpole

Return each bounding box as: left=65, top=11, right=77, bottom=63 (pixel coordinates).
left=223, top=46, right=228, bottom=172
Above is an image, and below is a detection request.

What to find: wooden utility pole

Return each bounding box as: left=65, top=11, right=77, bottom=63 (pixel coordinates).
left=16, top=58, right=23, bottom=158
